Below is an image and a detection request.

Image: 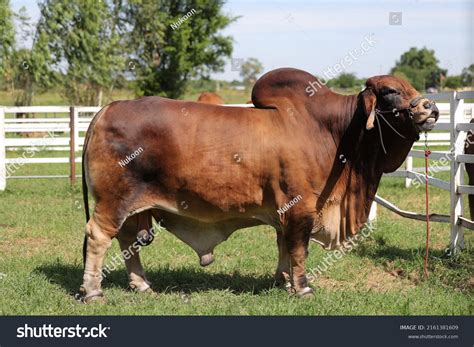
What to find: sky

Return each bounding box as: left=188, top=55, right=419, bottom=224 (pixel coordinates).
left=11, top=0, right=474, bottom=81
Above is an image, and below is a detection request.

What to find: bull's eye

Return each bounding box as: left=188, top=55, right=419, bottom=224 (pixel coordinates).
left=382, top=88, right=400, bottom=96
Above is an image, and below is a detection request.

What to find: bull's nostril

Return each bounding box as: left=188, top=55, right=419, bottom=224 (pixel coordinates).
left=423, top=101, right=432, bottom=109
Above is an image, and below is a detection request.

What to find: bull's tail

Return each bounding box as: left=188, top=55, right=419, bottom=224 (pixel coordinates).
left=81, top=105, right=109, bottom=268
left=82, top=151, right=90, bottom=268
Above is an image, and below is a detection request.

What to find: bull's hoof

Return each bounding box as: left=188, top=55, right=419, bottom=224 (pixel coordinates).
left=129, top=282, right=153, bottom=293
left=136, top=229, right=154, bottom=246
left=274, top=271, right=291, bottom=288
left=199, top=253, right=214, bottom=267
left=129, top=286, right=156, bottom=298
left=296, top=286, right=314, bottom=298
left=142, top=287, right=155, bottom=295
left=84, top=294, right=106, bottom=304
left=76, top=288, right=105, bottom=304
left=275, top=279, right=292, bottom=292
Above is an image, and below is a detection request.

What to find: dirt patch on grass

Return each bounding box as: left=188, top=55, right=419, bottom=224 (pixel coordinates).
left=365, top=266, right=416, bottom=292
left=467, top=277, right=474, bottom=290
left=0, top=236, right=50, bottom=258
left=311, top=264, right=415, bottom=293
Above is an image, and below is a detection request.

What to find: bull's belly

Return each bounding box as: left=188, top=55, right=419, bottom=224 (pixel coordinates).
left=146, top=195, right=268, bottom=226
left=151, top=210, right=265, bottom=266
left=132, top=168, right=271, bottom=225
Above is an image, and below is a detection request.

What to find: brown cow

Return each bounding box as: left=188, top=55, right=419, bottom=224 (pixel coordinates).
left=79, top=68, right=439, bottom=302
left=197, top=91, right=224, bottom=104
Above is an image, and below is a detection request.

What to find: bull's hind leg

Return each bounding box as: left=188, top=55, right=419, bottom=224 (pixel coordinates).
left=117, top=212, right=152, bottom=292
left=80, top=214, right=117, bottom=303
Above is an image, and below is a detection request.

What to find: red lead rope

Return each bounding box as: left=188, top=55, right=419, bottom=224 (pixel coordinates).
left=424, top=134, right=432, bottom=278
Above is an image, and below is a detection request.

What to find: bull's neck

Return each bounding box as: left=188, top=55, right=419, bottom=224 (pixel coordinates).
left=312, top=93, right=415, bottom=236
left=344, top=93, right=414, bottom=171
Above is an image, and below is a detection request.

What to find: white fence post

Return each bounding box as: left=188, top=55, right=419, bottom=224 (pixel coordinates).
left=405, top=156, right=413, bottom=188
left=73, top=108, right=79, bottom=152
left=69, top=107, right=77, bottom=185
left=450, top=91, right=465, bottom=251
left=0, top=108, right=5, bottom=191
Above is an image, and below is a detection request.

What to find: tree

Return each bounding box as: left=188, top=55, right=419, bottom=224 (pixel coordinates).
left=390, top=47, right=446, bottom=91
left=329, top=72, right=359, bottom=89
left=125, top=0, right=235, bottom=98
left=240, top=58, right=263, bottom=87
left=392, top=65, right=427, bottom=91
left=0, top=3, right=48, bottom=108
left=121, top=0, right=167, bottom=96
left=0, top=0, right=15, bottom=91
left=11, top=7, right=55, bottom=107
left=444, top=76, right=462, bottom=90
left=4, top=1, right=235, bottom=103
left=31, top=0, right=124, bottom=105
left=460, top=64, right=473, bottom=87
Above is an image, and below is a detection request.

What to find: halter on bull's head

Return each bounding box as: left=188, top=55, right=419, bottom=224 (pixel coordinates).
left=360, top=76, right=439, bottom=150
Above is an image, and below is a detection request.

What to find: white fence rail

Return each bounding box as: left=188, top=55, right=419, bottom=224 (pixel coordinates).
left=0, top=96, right=473, bottom=251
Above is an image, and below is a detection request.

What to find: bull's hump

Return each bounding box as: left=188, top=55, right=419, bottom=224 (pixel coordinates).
left=251, top=68, right=330, bottom=109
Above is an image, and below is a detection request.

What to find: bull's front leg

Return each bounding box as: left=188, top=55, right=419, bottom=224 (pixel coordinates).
left=274, top=229, right=291, bottom=287
left=284, top=217, right=313, bottom=297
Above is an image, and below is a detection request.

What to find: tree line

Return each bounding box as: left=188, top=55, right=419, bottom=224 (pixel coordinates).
left=0, top=0, right=235, bottom=106
left=326, top=47, right=472, bottom=92
left=1, top=1, right=471, bottom=107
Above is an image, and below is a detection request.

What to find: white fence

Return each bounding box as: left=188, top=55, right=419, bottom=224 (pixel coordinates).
left=0, top=96, right=473, bottom=251
left=0, top=106, right=98, bottom=185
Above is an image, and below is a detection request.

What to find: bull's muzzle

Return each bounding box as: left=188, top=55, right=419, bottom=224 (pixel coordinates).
left=415, top=99, right=439, bottom=131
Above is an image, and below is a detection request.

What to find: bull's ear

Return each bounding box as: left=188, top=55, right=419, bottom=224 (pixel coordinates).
left=361, top=88, right=376, bottom=130
left=366, top=106, right=376, bottom=130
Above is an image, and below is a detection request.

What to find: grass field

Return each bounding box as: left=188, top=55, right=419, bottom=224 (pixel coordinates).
left=0, top=149, right=472, bottom=315
left=0, top=87, right=250, bottom=107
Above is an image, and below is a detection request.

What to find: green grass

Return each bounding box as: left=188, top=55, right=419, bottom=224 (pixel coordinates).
left=0, top=88, right=249, bottom=107
left=0, top=149, right=472, bottom=315
left=0, top=90, right=137, bottom=107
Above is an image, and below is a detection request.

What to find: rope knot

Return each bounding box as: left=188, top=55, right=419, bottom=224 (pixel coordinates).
left=424, top=149, right=431, bottom=157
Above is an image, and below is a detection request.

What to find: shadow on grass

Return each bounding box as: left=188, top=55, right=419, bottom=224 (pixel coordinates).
left=353, top=236, right=449, bottom=263
left=36, top=262, right=275, bottom=297
left=352, top=238, right=474, bottom=283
